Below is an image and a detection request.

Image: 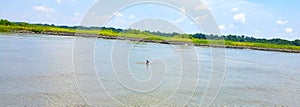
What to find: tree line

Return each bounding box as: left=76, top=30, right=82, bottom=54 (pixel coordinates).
left=190, top=33, right=300, bottom=46
left=1, top=19, right=299, bottom=46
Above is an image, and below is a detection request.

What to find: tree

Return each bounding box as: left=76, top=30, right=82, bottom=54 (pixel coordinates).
left=18, top=22, right=29, bottom=26
left=0, top=19, right=15, bottom=26
left=293, top=39, right=300, bottom=46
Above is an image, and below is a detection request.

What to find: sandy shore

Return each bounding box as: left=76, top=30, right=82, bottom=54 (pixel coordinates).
left=10, top=30, right=300, bottom=53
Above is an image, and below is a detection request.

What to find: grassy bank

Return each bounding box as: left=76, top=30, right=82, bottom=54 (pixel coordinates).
left=192, top=39, right=300, bottom=50
left=0, top=25, right=191, bottom=42
left=1, top=24, right=300, bottom=52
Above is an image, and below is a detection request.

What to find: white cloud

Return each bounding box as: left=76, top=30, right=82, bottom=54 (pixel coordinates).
left=56, top=0, right=61, bottom=3
left=276, top=20, right=288, bottom=25
left=232, top=8, right=239, bottom=12
left=34, top=6, right=55, bottom=12
left=129, top=15, right=135, bottom=19
left=114, top=12, right=123, bottom=17
left=218, top=24, right=234, bottom=30
left=218, top=25, right=226, bottom=30
left=174, top=10, right=188, bottom=23
left=194, top=3, right=207, bottom=11
left=180, top=7, right=186, bottom=13
left=194, top=15, right=208, bottom=22
left=233, top=13, right=246, bottom=23
left=285, top=28, right=293, bottom=33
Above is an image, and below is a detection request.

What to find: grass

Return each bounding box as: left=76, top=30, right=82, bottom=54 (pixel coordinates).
left=225, top=41, right=300, bottom=50
left=1, top=25, right=300, bottom=51
left=0, top=25, right=76, bottom=33
left=192, top=38, right=300, bottom=50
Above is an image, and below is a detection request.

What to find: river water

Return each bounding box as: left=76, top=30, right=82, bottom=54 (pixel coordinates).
left=0, top=33, right=299, bottom=106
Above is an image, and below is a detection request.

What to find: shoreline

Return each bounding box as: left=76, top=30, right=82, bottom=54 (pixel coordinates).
left=6, top=30, right=300, bottom=53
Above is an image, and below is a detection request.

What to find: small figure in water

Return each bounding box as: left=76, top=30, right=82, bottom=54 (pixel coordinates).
left=146, top=60, right=150, bottom=65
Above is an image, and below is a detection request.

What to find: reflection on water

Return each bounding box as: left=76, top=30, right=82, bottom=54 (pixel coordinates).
left=0, top=33, right=300, bottom=106
left=0, top=33, right=86, bottom=106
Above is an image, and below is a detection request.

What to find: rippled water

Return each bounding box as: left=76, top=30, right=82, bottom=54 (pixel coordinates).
left=0, top=33, right=299, bottom=106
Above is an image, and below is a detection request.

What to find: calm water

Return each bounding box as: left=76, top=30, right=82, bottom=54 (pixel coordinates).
left=0, top=33, right=299, bottom=106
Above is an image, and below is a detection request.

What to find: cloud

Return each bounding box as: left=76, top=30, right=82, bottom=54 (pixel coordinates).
left=34, top=6, right=55, bottom=12
left=114, top=12, right=123, bottom=17
left=174, top=10, right=188, bottom=23
left=129, top=15, right=136, bottom=19
left=194, top=15, right=208, bottom=22
left=218, top=24, right=234, bottom=30
left=276, top=20, right=288, bottom=25
left=194, top=3, right=207, bottom=11
left=285, top=28, right=293, bottom=33
left=218, top=25, right=226, bottom=30
left=232, top=8, right=239, bottom=12
left=56, top=0, right=61, bottom=3
left=180, top=7, right=186, bottom=13
left=233, top=13, right=246, bottom=23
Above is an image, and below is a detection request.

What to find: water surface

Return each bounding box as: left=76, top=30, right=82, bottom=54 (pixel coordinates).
left=0, top=33, right=299, bottom=106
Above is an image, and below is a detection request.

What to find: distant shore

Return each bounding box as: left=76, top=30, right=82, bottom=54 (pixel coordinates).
left=9, top=30, right=300, bottom=53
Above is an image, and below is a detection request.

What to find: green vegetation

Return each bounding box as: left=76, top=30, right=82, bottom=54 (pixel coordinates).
left=191, top=33, right=300, bottom=46
left=1, top=19, right=300, bottom=51
left=225, top=41, right=300, bottom=50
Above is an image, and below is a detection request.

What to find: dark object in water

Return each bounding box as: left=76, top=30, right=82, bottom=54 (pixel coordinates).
left=146, top=60, right=150, bottom=65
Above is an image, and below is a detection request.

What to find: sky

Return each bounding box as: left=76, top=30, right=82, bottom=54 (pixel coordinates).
left=0, top=0, right=299, bottom=40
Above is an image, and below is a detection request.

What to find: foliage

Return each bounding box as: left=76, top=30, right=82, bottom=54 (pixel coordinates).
left=1, top=19, right=300, bottom=51
left=99, top=29, right=119, bottom=36
left=0, top=19, right=15, bottom=26
left=191, top=33, right=300, bottom=46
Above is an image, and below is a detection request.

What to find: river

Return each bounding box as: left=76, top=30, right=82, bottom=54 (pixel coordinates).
left=0, top=33, right=299, bottom=106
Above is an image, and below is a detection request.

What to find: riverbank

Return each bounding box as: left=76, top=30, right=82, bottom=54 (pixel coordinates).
left=7, top=29, right=300, bottom=53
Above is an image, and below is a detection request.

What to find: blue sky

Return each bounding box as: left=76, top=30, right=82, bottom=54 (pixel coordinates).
left=0, top=0, right=299, bottom=40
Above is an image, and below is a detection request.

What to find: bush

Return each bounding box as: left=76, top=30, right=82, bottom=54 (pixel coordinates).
left=32, top=28, right=45, bottom=33
left=192, top=39, right=208, bottom=44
